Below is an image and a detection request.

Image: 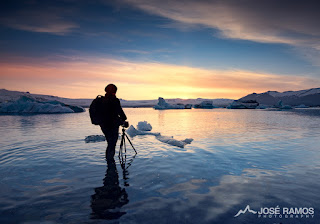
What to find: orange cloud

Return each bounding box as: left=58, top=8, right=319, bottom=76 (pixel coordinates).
left=1, top=58, right=319, bottom=100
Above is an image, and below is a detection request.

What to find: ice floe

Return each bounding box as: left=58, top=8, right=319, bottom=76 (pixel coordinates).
left=127, top=122, right=193, bottom=148
left=137, top=121, right=152, bottom=131
left=126, top=125, right=160, bottom=137
left=85, top=135, right=106, bottom=143
left=156, top=135, right=193, bottom=148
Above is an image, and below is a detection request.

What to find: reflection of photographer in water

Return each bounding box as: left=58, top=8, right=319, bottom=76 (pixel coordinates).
left=91, top=159, right=129, bottom=219
left=100, top=84, right=127, bottom=161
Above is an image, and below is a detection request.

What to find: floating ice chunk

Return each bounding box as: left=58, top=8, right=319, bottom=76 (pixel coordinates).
left=275, top=100, right=293, bottom=109
left=295, top=104, right=309, bottom=108
left=125, top=121, right=193, bottom=148
left=154, top=97, right=185, bottom=110
left=156, top=135, right=193, bottom=148
left=227, top=100, right=259, bottom=109
left=126, top=125, right=139, bottom=137
left=281, top=105, right=293, bottom=109
left=194, top=100, right=217, bottom=109
left=183, top=138, right=194, bottom=144
left=85, top=135, right=106, bottom=143
left=137, top=121, right=152, bottom=131
left=227, top=101, right=247, bottom=109
left=256, top=104, right=268, bottom=109
left=126, top=125, right=160, bottom=137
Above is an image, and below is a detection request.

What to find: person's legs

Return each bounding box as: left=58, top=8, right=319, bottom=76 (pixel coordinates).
left=101, top=125, right=119, bottom=161
left=106, top=128, right=119, bottom=160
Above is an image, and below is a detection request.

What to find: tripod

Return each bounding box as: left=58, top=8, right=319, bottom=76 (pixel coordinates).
left=118, top=127, right=137, bottom=169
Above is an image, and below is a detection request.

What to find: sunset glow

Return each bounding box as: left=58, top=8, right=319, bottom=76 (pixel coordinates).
left=1, top=1, right=320, bottom=100
left=2, top=57, right=319, bottom=100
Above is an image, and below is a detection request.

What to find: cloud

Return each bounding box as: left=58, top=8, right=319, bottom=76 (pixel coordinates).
left=120, top=49, right=150, bottom=54
left=121, top=0, right=320, bottom=44
left=5, top=0, right=318, bottom=45
left=1, top=56, right=319, bottom=99
left=120, top=0, right=320, bottom=65
left=0, top=2, right=78, bottom=35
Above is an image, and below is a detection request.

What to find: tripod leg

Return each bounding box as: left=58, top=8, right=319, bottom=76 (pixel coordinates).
left=125, top=133, right=137, bottom=154
left=119, top=134, right=125, bottom=166
left=124, top=139, right=127, bottom=164
left=118, top=138, right=122, bottom=158
left=118, top=135, right=122, bottom=158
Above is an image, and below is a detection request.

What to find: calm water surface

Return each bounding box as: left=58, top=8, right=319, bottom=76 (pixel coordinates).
left=0, top=108, right=320, bottom=224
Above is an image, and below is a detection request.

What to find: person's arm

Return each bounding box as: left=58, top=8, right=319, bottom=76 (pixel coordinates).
left=117, top=99, right=127, bottom=121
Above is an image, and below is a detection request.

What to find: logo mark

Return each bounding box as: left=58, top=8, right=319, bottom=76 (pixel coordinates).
left=234, top=205, right=257, bottom=217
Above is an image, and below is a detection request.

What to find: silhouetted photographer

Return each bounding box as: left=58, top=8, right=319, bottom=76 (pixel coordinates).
left=89, top=84, right=127, bottom=161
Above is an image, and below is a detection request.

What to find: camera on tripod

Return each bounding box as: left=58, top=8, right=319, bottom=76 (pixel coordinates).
left=119, top=120, right=137, bottom=169
left=121, top=121, right=129, bottom=128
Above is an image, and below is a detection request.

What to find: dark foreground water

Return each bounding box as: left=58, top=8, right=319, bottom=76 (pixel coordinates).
left=0, top=108, right=320, bottom=224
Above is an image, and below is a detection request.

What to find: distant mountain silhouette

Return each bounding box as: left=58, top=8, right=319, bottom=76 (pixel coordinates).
left=238, top=88, right=320, bottom=107
left=0, top=89, right=234, bottom=108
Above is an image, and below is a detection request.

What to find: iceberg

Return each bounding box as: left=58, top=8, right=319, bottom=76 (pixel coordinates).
left=154, top=97, right=185, bottom=110
left=227, top=100, right=259, bottom=109
left=85, top=135, right=106, bottom=143
left=227, top=101, right=247, bottom=109
left=156, top=135, right=193, bottom=148
left=256, top=104, right=269, bottom=109
left=137, top=121, right=152, bottom=131
left=275, top=100, right=293, bottom=109
left=126, top=125, right=160, bottom=137
left=0, top=96, right=85, bottom=114
left=194, top=100, right=217, bottom=109
left=294, top=104, right=309, bottom=108
left=184, top=104, right=193, bottom=109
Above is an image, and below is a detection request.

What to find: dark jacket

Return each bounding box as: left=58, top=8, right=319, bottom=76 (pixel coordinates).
left=100, top=94, right=126, bottom=129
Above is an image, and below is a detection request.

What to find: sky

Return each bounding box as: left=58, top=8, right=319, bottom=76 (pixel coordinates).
left=0, top=0, right=320, bottom=100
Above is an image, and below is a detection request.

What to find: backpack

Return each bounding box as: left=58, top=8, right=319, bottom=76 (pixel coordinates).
left=89, top=95, right=105, bottom=125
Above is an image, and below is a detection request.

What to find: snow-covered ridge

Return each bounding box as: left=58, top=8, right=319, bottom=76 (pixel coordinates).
left=0, top=90, right=85, bottom=114
left=267, top=88, right=320, bottom=98
left=0, top=89, right=233, bottom=108
left=239, top=87, right=320, bottom=107
left=0, top=89, right=90, bottom=107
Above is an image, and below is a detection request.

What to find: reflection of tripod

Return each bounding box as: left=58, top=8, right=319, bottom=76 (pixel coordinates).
left=118, top=127, right=137, bottom=169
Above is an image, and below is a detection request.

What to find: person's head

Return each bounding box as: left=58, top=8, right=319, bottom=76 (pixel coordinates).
left=105, top=84, right=117, bottom=95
